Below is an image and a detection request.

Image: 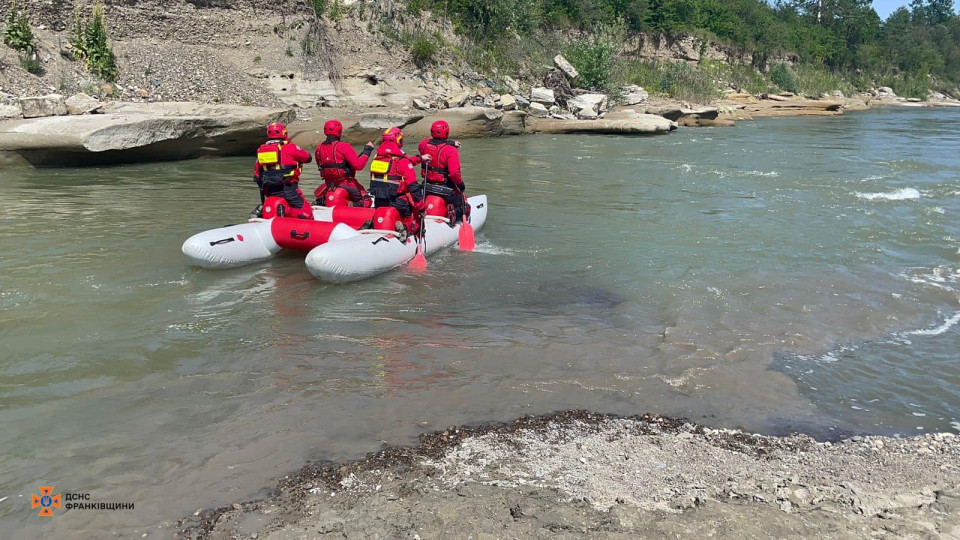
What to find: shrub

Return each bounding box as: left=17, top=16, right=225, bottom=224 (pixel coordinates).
left=882, top=72, right=930, bottom=100
left=71, top=2, right=118, bottom=82
left=408, top=32, right=438, bottom=67
left=3, top=0, right=35, bottom=54
left=565, top=20, right=624, bottom=89
left=768, top=62, right=799, bottom=94
left=19, top=53, right=42, bottom=74
left=308, top=0, right=328, bottom=16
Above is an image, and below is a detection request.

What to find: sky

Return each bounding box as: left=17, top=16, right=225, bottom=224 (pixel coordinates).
left=768, top=1, right=958, bottom=20
left=871, top=0, right=915, bottom=19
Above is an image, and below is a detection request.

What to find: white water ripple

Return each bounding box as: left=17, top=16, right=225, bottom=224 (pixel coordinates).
left=907, top=312, right=960, bottom=336
left=855, top=188, right=921, bottom=201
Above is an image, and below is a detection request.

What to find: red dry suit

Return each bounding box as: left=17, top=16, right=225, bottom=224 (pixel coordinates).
left=254, top=138, right=313, bottom=218
left=313, top=136, right=373, bottom=207
left=368, top=141, right=424, bottom=235
left=418, top=137, right=468, bottom=221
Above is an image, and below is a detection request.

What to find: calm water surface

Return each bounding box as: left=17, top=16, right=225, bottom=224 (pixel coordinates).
left=2, top=107, right=959, bottom=537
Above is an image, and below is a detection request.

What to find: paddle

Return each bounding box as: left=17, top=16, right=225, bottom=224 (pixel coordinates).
left=458, top=195, right=475, bottom=251
left=408, top=171, right=428, bottom=271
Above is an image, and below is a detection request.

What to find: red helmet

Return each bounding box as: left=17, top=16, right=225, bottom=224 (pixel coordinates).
left=266, top=122, right=288, bottom=140
left=382, top=126, right=404, bottom=147
left=323, top=119, right=343, bottom=138
left=430, top=120, right=450, bottom=139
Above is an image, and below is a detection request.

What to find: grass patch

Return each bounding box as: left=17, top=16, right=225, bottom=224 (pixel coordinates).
left=794, top=64, right=854, bottom=97
left=620, top=59, right=721, bottom=103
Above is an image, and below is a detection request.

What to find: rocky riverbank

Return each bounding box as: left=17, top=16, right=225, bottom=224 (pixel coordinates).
left=4, top=0, right=960, bottom=167
left=174, top=411, right=960, bottom=539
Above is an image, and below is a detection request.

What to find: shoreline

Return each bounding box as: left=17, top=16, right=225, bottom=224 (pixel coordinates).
left=3, top=94, right=959, bottom=169
left=175, top=410, right=960, bottom=539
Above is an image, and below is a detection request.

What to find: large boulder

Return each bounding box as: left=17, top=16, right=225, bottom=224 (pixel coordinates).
left=357, top=112, right=423, bottom=131
left=530, top=87, right=556, bottom=105
left=719, top=97, right=844, bottom=118
left=64, top=93, right=103, bottom=115
left=525, top=109, right=676, bottom=135
left=501, top=94, right=518, bottom=111
left=553, top=54, right=579, bottom=81
left=528, top=102, right=550, bottom=118
left=649, top=106, right=721, bottom=122
left=568, top=93, right=608, bottom=118
left=20, top=95, right=68, bottom=119
left=444, top=92, right=470, bottom=108
left=405, top=107, right=527, bottom=138
left=0, top=104, right=21, bottom=119
left=620, top=85, right=649, bottom=106
left=0, top=102, right=293, bottom=167
left=483, top=108, right=504, bottom=121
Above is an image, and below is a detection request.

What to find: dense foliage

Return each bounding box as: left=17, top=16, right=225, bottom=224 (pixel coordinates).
left=407, top=0, right=960, bottom=96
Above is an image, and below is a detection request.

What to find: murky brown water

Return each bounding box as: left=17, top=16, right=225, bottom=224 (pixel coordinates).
left=2, top=108, right=959, bottom=537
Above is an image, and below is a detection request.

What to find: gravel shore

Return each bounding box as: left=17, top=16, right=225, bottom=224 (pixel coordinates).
left=176, top=411, right=960, bottom=539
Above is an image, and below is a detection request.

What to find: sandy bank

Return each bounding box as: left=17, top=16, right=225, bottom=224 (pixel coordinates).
left=175, top=411, right=960, bottom=539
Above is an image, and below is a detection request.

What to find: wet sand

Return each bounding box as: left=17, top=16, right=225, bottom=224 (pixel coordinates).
left=176, top=411, right=960, bottom=539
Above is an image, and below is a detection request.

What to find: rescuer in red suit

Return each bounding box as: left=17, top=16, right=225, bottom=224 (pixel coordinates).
left=253, top=122, right=313, bottom=219
left=368, top=127, right=428, bottom=237
left=313, top=119, right=375, bottom=207
left=417, top=120, right=469, bottom=222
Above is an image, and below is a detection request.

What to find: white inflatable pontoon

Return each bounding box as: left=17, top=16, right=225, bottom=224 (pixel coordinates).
left=181, top=217, right=357, bottom=269
left=304, top=194, right=488, bottom=283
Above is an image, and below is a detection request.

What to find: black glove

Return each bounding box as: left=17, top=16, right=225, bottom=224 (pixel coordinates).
left=362, top=145, right=373, bottom=157
left=305, top=154, right=313, bottom=164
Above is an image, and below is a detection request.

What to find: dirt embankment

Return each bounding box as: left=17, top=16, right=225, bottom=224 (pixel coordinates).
left=2, top=0, right=452, bottom=108
left=175, top=411, right=960, bottom=540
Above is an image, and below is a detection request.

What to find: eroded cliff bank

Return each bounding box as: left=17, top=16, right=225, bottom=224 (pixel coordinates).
left=3, top=0, right=958, bottom=167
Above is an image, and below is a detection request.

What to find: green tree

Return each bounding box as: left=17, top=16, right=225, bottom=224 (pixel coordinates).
left=910, top=0, right=956, bottom=25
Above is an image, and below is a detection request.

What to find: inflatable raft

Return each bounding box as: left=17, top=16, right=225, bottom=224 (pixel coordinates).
left=181, top=216, right=358, bottom=269
left=182, top=194, right=487, bottom=276
left=305, top=194, right=488, bottom=283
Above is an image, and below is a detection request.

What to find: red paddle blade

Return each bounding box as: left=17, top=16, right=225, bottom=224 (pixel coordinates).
left=409, top=244, right=427, bottom=271
left=458, top=220, right=475, bottom=251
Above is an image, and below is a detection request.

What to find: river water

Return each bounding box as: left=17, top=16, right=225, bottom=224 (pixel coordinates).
left=2, top=107, right=959, bottom=537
